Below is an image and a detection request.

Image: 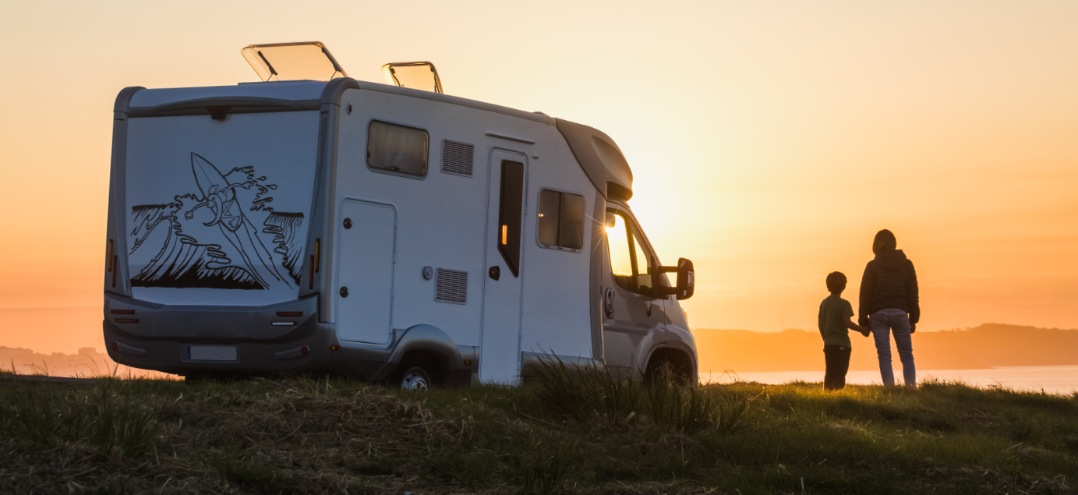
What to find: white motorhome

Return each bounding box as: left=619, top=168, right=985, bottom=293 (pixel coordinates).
left=103, top=43, right=697, bottom=387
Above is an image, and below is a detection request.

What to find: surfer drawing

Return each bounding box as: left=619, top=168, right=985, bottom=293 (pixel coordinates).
left=128, top=152, right=305, bottom=291
left=182, top=153, right=295, bottom=290
left=185, top=155, right=246, bottom=231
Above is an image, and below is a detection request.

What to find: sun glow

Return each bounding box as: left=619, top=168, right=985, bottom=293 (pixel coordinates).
left=2, top=2, right=1078, bottom=357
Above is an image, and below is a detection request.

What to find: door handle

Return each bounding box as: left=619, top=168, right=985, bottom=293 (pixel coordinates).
left=488, top=266, right=501, bottom=281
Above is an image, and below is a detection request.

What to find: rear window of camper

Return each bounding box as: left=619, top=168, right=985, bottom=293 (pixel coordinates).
left=537, top=189, right=585, bottom=250
left=367, top=120, right=429, bottom=177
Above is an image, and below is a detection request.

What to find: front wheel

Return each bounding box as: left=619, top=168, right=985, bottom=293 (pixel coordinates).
left=644, top=358, right=693, bottom=386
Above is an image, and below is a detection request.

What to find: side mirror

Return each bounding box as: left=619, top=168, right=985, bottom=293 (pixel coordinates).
left=674, top=258, right=694, bottom=300
left=654, top=258, right=695, bottom=300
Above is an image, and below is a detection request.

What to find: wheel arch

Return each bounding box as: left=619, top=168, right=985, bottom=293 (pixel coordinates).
left=380, top=324, right=472, bottom=386
left=644, top=344, right=698, bottom=384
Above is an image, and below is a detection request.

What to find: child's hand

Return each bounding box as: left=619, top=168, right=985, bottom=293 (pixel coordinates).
left=860, top=327, right=870, bottom=337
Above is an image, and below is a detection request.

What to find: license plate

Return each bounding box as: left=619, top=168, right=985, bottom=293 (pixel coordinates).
left=185, top=345, right=238, bottom=362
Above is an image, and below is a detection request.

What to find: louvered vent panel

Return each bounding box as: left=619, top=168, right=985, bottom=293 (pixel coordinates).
left=441, top=140, right=474, bottom=177
left=435, top=268, right=468, bottom=304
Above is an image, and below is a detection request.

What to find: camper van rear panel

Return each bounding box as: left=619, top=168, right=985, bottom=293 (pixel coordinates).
left=105, top=82, right=327, bottom=373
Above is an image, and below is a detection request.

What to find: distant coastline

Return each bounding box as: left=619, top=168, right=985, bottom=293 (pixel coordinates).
left=694, top=323, right=1078, bottom=373
left=702, top=366, right=1078, bottom=395
left=4, top=323, right=1076, bottom=379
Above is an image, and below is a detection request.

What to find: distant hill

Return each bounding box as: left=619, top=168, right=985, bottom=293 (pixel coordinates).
left=693, top=324, right=1078, bottom=373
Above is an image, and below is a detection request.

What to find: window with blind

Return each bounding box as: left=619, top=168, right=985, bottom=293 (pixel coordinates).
left=366, top=120, right=428, bottom=177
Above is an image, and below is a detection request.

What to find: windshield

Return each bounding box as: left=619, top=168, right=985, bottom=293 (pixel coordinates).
left=606, top=209, right=670, bottom=293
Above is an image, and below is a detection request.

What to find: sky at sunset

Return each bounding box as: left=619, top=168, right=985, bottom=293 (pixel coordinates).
left=1, top=1, right=1076, bottom=354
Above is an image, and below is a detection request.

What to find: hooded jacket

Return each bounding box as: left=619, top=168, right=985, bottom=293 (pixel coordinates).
left=858, top=230, right=920, bottom=327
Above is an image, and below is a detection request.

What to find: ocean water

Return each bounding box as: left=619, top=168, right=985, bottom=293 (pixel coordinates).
left=702, top=365, right=1078, bottom=395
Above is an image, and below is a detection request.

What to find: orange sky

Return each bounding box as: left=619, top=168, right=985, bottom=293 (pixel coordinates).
left=1, top=1, right=1077, bottom=354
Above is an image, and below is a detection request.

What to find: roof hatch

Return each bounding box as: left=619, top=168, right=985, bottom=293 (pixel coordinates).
left=241, top=42, right=347, bottom=81
left=381, top=61, right=443, bottom=94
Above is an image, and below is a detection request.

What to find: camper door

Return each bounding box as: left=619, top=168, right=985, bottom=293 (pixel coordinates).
left=479, top=150, right=527, bottom=384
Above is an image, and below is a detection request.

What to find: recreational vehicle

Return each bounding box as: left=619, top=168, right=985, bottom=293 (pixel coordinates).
left=103, top=42, right=697, bottom=387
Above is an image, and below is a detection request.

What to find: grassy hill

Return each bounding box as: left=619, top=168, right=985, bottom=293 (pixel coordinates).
left=694, top=324, right=1078, bottom=373
left=2, top=366, right=1076, bottom=494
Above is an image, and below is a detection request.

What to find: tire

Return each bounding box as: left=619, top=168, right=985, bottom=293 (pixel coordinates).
left=644, top=357, right=692, bottom=386
left=393, top=357, right=441, bottom=390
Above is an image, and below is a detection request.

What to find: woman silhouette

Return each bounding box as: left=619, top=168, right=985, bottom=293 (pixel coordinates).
left=859, top=229, right=920, bottom=387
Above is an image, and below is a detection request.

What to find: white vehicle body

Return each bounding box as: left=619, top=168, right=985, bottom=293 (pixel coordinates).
left=103, top=46, right=697, bottom=385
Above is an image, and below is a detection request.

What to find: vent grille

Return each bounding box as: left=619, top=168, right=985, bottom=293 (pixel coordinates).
left=435, top=268, right=468, bottom=304
left=441, top=140, right=474, bottom=177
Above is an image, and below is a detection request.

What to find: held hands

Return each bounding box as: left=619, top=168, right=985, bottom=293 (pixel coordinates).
left=859, top=325, right=870, bottom=337
left=910, top=322, right=916, bottom=334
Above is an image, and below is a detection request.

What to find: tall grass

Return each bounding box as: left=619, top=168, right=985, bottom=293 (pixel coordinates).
left=1, top=379, right=159, bottom=458
left=5, top=387, right=69, bottom=444
left=523, top=356, right=640, bottom=424
left=523, top=356, right=750, bottom=434
left=90, top=380, right=160, bottom=457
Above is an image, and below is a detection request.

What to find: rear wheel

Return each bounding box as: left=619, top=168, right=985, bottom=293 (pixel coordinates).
left=393, top=357, right=441, bottom=390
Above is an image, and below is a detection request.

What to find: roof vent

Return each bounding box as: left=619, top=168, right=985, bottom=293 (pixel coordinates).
left=241, top=42, right=347, bottom=81
left=382, top=61, right=443, bottom=94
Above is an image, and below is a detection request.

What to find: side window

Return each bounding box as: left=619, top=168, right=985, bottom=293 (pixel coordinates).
left=497, top=160, right=525, bottom=277
left=367, top=120, right=429, bottom=177
left=606, top=210, right=665, bottom=295
left=537, top=189, right=585, bottom=250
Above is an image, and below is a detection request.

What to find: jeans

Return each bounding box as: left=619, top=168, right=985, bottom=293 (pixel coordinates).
left=823, top=345, right=851, bottom=390
left=869, top=308, right=916, bottom=387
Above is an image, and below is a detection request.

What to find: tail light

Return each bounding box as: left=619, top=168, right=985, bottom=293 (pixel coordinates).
left=111, top=308, right=138, bottom=324
left=307, top=239, right=321, bottom=290
left=107, top=239, right=118, bottom=288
